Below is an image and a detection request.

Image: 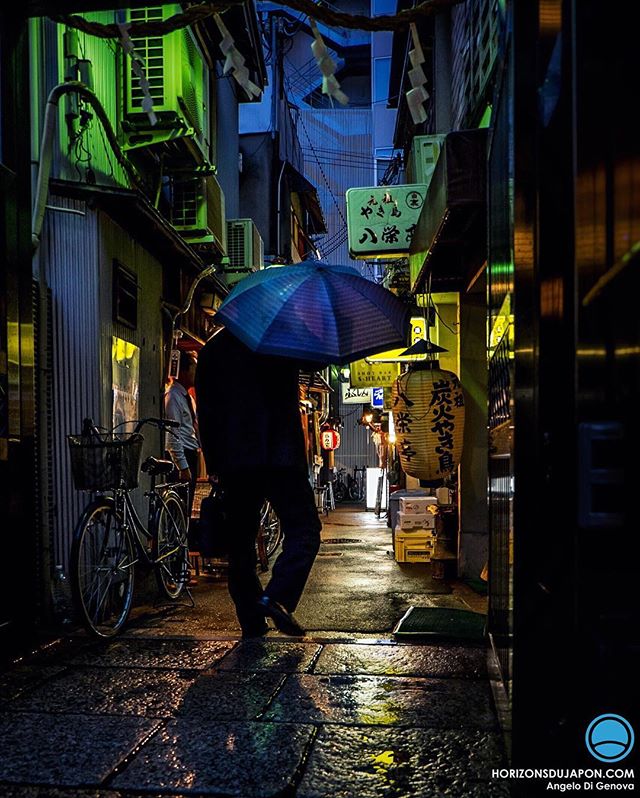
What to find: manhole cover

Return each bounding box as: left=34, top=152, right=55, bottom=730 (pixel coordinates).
left=322, top=538, right=363, bottom=544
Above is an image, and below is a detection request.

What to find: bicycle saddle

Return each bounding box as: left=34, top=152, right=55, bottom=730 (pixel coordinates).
left=141, top=456, right=174, bottom=476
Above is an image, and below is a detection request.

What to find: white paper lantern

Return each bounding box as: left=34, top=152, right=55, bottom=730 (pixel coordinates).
left=392, top=366, right=465, bottom=481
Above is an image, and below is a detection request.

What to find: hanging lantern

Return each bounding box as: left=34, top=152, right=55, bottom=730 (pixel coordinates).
left=320, top=427, right=340, bottom=451
left=391, top=366, right=465, bottom=481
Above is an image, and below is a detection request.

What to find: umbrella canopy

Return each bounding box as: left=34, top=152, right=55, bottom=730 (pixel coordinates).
left=216, top=261, right=409, bottom=364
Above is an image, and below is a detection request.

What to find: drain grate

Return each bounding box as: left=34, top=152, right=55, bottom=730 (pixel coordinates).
left=322, top=538, right=363, bottom=544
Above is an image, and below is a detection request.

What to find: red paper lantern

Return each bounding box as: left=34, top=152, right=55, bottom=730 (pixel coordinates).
left=320, top=428, right=340, bottom=451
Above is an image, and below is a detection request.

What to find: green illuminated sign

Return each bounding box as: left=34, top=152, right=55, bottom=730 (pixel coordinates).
left=346, top=184, right=427, bottom=259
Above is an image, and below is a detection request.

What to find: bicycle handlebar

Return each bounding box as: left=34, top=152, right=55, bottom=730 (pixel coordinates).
left=134, top=417, right=180, bottom=433
left=80, top=417, right=180, bottom=437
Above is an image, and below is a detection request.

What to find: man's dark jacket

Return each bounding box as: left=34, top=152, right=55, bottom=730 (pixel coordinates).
left=195, top=328, right=308, bottom=475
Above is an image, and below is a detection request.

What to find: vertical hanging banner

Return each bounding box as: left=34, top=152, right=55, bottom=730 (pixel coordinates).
left=346, top=184, right=427, bottom=258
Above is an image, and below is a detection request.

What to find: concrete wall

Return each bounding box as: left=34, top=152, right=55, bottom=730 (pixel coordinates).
left=216, top=78, right=240, bottom=220
left=239, top=134, right=274, bottom=254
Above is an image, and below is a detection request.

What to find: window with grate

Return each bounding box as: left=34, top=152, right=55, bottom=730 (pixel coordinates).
left=172, top=179, right=200, bottom=228
left=113, top=261, right=138, bottom=329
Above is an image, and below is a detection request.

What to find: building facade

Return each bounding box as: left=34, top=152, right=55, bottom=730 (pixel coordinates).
left=391, top=0, right=639, bottom=769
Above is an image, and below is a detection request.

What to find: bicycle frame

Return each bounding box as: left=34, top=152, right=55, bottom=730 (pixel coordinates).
left=110, top=477, right=190, bottom=568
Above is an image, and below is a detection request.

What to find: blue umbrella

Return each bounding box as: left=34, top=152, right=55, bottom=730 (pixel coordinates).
left=216, top=261, right=409, bottom=364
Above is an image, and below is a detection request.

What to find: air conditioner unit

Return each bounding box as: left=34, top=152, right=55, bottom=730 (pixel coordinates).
left=406, top=134, right=446, bottom=189
left=124, top=5, right=209, bottom=161
left=170, top=173, right=226, bottom=255
left=225, top=218, right=264, bottom=286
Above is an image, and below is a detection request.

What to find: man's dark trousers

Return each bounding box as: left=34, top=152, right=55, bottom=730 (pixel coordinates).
left=222, top=467, right=322, bottom=629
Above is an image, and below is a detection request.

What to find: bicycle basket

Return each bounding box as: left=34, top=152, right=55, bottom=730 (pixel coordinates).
left=67, top=432, right=144, bottom=491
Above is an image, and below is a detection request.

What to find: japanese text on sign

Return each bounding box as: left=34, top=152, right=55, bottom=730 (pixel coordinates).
left=341, top=385, right=372, bottom=404
left=346, top=184, right=427, bottom=259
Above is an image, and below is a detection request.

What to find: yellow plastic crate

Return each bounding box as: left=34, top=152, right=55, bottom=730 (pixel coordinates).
left=394, top=530, right=435, bottom=563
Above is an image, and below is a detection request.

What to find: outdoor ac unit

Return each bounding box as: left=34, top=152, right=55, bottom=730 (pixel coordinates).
left=124, top=5, right=209, bottom=159
left=225, top=219, right=264, bottom=286
left=406, top=134, right=446, bottom=189
left=170, top=173, right=227, bottom=255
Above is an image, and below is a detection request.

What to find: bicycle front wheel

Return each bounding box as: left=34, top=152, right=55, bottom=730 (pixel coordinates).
left=154, top=490, right=189, bottom=600
left=71, top=498, right=135, bottom=638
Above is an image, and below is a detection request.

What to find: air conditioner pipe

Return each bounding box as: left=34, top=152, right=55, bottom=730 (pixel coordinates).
left=275, top=159, right=286, bottom=258
left=31, top=81, right=144, bottom=252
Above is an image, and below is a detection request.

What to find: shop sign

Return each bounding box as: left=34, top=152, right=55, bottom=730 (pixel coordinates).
left=371, top=387, right=384, bottom=408
left=321, top=428, right=341, bottom=451
left=346, top=184, right=427, bottom=258
left=365, top=316, right=435, bottom=363
left=350, top=359, right=401, bottom=388
left=341, top=385, right=372, bottom=404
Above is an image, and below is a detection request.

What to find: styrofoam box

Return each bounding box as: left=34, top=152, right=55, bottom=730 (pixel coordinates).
left=394, top=531, right=435, bottom=563
left=397, top=511, right=436, bottom=530
left=399, top=496, right=438, bottom=515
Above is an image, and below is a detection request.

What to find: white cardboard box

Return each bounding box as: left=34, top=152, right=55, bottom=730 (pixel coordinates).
left=399, top=496, right=438, bottom=515
left=396, top=511, right=436, bottom=530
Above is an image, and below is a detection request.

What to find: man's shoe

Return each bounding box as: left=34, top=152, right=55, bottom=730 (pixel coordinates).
left=241, top=619, right=270, bottom=639
left=257, top=595, right=305, bottom=636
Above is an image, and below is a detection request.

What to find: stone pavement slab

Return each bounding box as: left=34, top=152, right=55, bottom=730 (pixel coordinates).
left=0, top=664, right=68, bottom=706
left=312, top=642, right=487, bottom=679
left=297, top=725, right=509, bottom=798
left=61, top=638, right=235, bottom=670
left=217, top=640, right=322, bottom=673
left=111, top=720, right=315, bottom=796
left=7, top=667, right=198, bottom=718
left=265, top=674, right=498, bottom=729
left=176, top=670, right=284, bottom=720
left=0, top=712, right=161, bottom=786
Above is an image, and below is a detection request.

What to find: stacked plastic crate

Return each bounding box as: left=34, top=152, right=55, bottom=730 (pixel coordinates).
left=393, top=495, right=438, bottom=563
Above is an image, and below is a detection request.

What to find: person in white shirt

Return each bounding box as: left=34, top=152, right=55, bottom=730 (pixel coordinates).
left=164, top=351, right=200, bottom=511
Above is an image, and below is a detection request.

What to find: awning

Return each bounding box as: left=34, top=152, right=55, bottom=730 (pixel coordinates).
left=286, top=164, right=327, bottom=235
left=409, top=128, right=488, bottom=293
left=298, top=371, right=333, bottom=393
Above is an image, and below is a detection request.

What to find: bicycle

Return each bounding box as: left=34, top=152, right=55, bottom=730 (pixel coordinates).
left=67, top=417, right=191, bottom=638
left=349, top=466, right=366, bottom=503
left=333, top=467, right=350, bottom=503
left=256, top=500, right=282, bottom=572
left=333, top=466, right=366, bottom=503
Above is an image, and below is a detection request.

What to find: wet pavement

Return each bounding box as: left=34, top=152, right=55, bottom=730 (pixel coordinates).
left=0, top=507, right=507, bottom=797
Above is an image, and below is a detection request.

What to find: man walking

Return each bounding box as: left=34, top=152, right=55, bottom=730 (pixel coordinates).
left=195, top=328, right=321, bottom=637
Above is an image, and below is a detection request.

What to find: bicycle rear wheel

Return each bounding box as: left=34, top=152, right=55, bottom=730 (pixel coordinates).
left=154, top=490, right=189, bottom=599
left=260, top=501, right=282, bottom=557
left=70, top=498, right=135, bottom=637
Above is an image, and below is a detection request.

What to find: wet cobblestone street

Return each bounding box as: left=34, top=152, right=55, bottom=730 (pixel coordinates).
left=0, top=509, right=507, bottom=797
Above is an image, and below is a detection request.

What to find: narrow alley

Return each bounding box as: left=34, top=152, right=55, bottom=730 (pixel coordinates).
left=0, top=507, right=507, bottom=797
